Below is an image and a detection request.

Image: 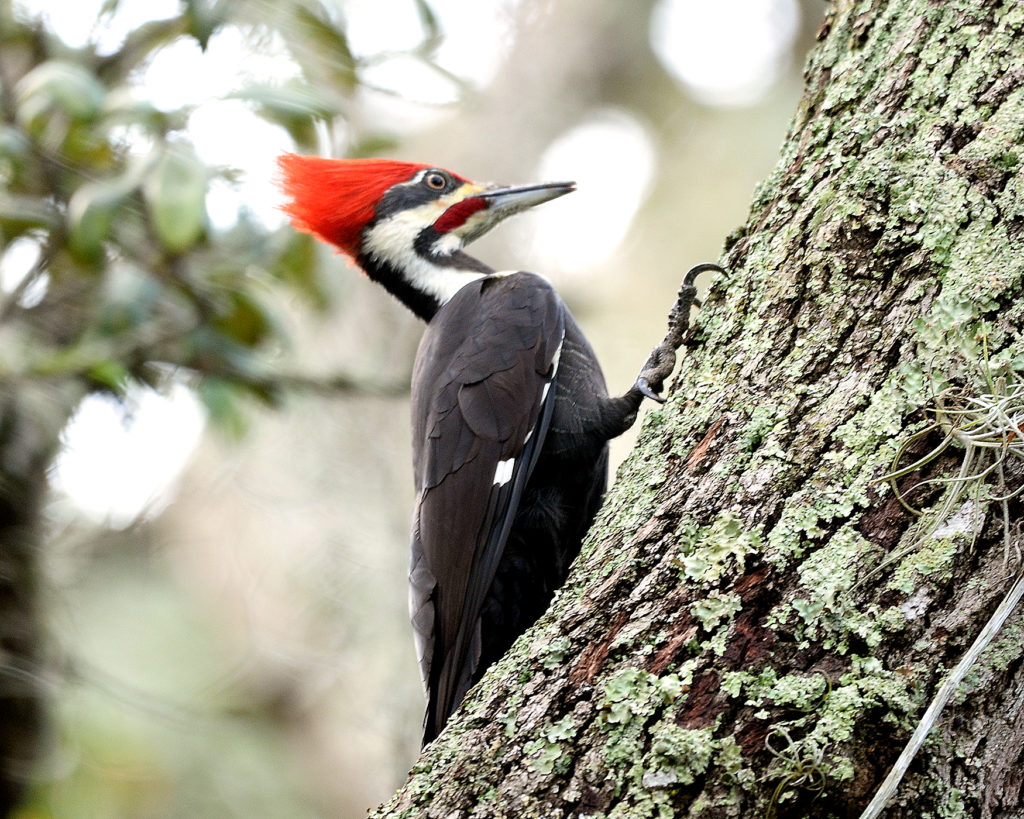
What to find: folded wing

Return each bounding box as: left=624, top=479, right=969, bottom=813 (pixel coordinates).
left=408, top=272, right=565, bottom=742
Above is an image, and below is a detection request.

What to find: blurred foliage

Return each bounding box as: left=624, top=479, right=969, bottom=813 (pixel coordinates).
left=0, top=0, right=433, bottom=425
left=0, top=0, right=822, bottom=814
left=0, top=0, right=445, bottom=814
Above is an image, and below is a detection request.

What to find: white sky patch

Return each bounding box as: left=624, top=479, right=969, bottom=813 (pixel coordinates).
left=14, top=0, right=180, bottom=54
left=348, top=0, right=522, bottom=132
left=139, top=27, right=301, bottom=112
left=187, top=100, right=294, bottom=229
left=52, top=385, right=206, bottom=528
left=348, top=0, right=519, bottom=102
left=524, top=109, right=656, bottom=272
left=131, top=27, right=296, bottom=229
left=0, top=236, right=48, bottom=308
left=650, top=0, right=799, bottom=107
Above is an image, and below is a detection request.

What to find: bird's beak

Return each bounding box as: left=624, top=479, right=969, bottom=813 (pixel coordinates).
left=477, top=181, right=576, bottom=216
left=447, top=180, right=575, bottom=246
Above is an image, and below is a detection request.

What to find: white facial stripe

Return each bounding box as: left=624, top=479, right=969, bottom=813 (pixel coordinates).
left=434, top=231, right=463, bottom=254
left=362, top=201, right=484, bottom=305
left=399, top=168, right=430, bottom=187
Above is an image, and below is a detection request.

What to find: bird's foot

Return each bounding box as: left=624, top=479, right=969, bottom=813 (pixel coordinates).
left=633, top=263, right=725, bottom=404
left=635, top=343, right=675, bottom=404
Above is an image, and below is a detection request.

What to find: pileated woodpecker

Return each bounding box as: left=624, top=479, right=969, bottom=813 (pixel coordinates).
left=277, top=154, right=720, bottom=744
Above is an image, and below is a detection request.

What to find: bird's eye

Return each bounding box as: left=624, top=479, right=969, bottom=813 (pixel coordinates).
left=425, top=172, right=447, bottom=190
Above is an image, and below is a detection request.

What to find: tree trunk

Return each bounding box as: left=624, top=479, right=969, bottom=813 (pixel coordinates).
left=0, top=385, right=80, bottom=813
left=373, top=1, right=1024, bottom=816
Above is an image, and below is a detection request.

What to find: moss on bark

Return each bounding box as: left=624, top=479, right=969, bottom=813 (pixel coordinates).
left=374, top=1, right=1024, bottom=816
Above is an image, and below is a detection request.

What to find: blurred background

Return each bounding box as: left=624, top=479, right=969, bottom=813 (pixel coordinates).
left=0, top=0, right=823, bottom=815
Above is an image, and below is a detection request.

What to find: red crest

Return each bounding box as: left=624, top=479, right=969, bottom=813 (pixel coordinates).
left=277, top=154, right=431, bottom=258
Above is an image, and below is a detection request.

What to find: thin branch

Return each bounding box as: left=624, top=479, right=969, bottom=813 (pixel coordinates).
left=211, top=366, right=409, bottom=398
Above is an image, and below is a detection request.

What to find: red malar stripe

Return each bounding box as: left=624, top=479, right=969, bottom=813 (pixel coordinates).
left=433, top=196, right=488, bottom=234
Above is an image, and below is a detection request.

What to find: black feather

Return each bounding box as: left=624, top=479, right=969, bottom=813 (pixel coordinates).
left=411, top=273, right=564, bottom=741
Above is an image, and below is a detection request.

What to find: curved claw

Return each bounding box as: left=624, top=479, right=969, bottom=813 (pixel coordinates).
left=683, top=262, right=725, bottom=288
left=636, top=377, right=666, bottom=404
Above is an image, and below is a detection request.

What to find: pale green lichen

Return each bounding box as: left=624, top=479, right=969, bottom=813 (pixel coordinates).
left=644, top=724, right=716, bottom=786
left=792, top=597, right=824, bottom=625
left=721, top=669, right=829, bottom=713
left=691, top=592, right=742, bottom=632
left=545, top=714, right=577, bottom=742
left=524, top=738, right=563, bottom=776
left=599, top=667, right=684, bottom=728
left=524, top=715, right=579, bottom=775
left=955, top=619, right=1024, bottom=702
left=722, top=667, right=778, bottom=708
left=937, top=787, right=968, bottom=819
left=721, top=657, right=921, bottom=805
left=887, top=535, right=959, bottom=594
left=766, top=673, right=830, bottom=711
left=678, top=510, right=761, bottom=586
left=715, top=735, right=756, bottom=789
left=537, top=635, right=572, bottom=670
left=495, top=688, right=524, bottom=738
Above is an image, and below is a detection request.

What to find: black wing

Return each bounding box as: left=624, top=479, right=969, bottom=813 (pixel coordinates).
left=408, top=272, right=565, bottom=742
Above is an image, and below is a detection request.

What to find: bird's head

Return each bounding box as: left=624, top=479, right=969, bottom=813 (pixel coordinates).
left=277, top=153, right=574, bottom=266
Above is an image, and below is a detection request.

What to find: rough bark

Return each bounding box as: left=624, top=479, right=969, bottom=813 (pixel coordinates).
left=373, top=1, right=1024, bottom=817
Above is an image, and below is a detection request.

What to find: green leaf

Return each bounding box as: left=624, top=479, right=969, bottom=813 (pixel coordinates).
left=348, top=134, right=400, bottom=159
left=184, top=0, right=225, bottom=50
left=86, top=359, right=131, bottom=393
left=271, top=231, right=328, bottom=310
left=0, top=193, right=59, bottom=236
left=99, top=263, right=166, bottom=334
left=67, top=180, right=132, bottom=264
left=413, top=0, right=442, bottom=51
left=197, top=377, right=248, bottom=439
left=0, top=124, right=30, bottom=163
left=290, top=6, right=357, bottom=91
left=101, top=88, right=169, bottom=133
left=16, top=61, right=105, bottom=128
left=143, top=142, right=208, bottom=253
left=98, top=0, right=123, bottom=20
left=229, top=81, right=340, bottom=148
left=214, top=291, right=273, bottom=347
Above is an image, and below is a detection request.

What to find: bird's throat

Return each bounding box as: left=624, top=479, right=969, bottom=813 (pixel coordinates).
left=358, top=250, right=493, bottom=322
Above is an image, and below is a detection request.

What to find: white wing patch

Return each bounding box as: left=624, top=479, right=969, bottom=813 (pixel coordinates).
left=493, top=457, right=515, bottom=486
left=551, top=338, right=563, bottom=369
left=541, top=338, right=563, bottom=402
left=525, top=335, right=563, bottom=447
